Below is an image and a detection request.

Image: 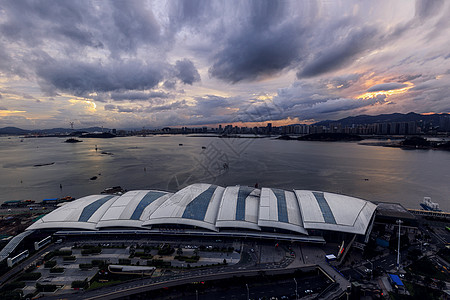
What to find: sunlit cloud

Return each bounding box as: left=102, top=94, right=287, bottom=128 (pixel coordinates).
left=357, top=82, right=414, bottom=100
left=0, top=109, right=26, bottom=116
left=68, top=99, right=97, bottom=112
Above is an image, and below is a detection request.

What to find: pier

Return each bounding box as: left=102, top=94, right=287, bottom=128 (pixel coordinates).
left=407, top=208, right=450, bottom=220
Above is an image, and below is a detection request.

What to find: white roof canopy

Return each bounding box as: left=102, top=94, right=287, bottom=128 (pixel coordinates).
left=27, top=184, right=377, bottom=236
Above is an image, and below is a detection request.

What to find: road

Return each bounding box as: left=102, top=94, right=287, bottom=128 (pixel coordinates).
left=0, top=243, right=60, bottom=287
left=45, top=268, right=319, bottom=300
left=177, top=276, right=328, bottom=300
left=41, top=241, right=324, bottom=300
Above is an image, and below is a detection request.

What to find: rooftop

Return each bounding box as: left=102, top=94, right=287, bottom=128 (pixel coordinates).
left=27, top=183, right=377, bottom=237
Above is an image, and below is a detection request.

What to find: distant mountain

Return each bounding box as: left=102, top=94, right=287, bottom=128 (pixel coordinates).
left=0, top=127, right=30, bottom=135
left=314, top=112, right=449, bottom=127
left=31, top=127, right=107, bottom=134
left=0, top=126, right=110, bottom=135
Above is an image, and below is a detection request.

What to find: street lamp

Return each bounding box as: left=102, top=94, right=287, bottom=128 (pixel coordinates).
left=246, top=284, right=249, bottom=300
left=367, top=260, right=373, bottom=280
left=396, top=219, right=403, bottom=271
left=294, top=278, right=298, bottom=300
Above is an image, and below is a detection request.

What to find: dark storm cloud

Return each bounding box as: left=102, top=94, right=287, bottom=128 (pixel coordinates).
left=0, top=0, right=93, bottom=46
left=174, top=59, right=201, bottom=85
left=388, top=74, right=422, bottom=83
left=322, top=74, right=362, bottom=89
left=209, top=24, right=302, bottom=83
left=208, top=1, right=305, bottom=83
left=110, top=91, right=171, bottom=101
left=274, top=81, right=328, bottom=110
left=36, top=59, right=166, bottom=96
left=194, top=95, right=232, bottom=109
left=35, top=56, right=200, bottom=97
left=367, top=83, right=408, bottom=92
left=298, top=26, right=379, bottom=78
left=110, top=0, right=161, bottom=49
left=307, top=95, right=386, bottom=115
left=163, top=80, right=177, bottom=90
left=415, top=0, right=445, bottom=20
left=148, top=100, right=188, bottom=112
left=168, top=0, right=213, bottom=31
left=206, top=1, right=387, bottom=82
left=0, top=0, right=449, bottom=129
left=104, top=104, right=116, bottom=111
left=104, top=100, right=188, bottom=114
left=0, top=0, right=161, bottom=55
left=117, top=106, right=142, bottom=113
left=0, top=0, right=202, bottom=99
left=0, top=45, right=14, bottom=75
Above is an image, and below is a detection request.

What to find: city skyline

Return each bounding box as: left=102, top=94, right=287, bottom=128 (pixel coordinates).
left=0, top=0, right=449, bottom=129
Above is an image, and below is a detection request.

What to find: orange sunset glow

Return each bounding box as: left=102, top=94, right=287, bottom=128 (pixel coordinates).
left=357, top=82, right=414, bottom=100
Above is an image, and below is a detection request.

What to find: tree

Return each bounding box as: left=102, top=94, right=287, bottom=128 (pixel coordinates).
left=177, top=247, right=183, bottom=256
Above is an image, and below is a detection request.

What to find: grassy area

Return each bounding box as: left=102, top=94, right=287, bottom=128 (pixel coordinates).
left=397, top=282, right=442, bottom=300
left=406, top=257, right=449, bottom=281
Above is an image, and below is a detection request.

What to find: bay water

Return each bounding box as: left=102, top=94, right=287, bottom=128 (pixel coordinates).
left=0, top=135, right=448, bottom=211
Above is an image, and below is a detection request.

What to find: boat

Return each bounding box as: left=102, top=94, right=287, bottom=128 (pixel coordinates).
left=33, top=162, right=55, bottom=167
left=420, top=197, right=442, bottom=211
left=101, top=186, right=126, bottom=195
left=64, top=138, right=82, bottom=143
left=59, top=196, right=75, bottom=202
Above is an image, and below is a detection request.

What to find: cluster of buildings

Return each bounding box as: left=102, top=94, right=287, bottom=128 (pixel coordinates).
left=128, top=114, right=450, bottom=136
left=139, top=121, right=418, bottom=136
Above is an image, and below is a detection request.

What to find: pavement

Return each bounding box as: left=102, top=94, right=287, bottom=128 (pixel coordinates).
left=4, top=239, right=356, bottom=299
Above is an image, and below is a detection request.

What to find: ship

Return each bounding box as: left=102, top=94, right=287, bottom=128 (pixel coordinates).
left=420, top=197, right=442, bottom=211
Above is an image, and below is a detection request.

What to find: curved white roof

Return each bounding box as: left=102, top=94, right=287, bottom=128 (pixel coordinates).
left=258, top=188, right=308, bottom=235
left=26, top=184, right=377, bottom=237
left=216, top=186, right=261, bottom=231
left=143, top=183, right=224, bottom=231
left=97, top=190, right=172, bottom=229
left=27, top=195, right=118, bottom=231
left=295, top=190, right=377, bottom=234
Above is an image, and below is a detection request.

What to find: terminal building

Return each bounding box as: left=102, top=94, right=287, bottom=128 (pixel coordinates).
left=26, top=183, right=377, bottom=244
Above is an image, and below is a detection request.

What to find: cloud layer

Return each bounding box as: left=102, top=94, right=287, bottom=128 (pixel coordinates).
left=0, top=0, right=449, bottom=129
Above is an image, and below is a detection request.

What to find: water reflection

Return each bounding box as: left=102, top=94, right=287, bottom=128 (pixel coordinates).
left=0, top=136, right=449, bottom=211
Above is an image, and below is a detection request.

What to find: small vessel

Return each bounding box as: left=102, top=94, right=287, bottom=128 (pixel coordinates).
left=420, top=197, right=441, bottom=211
left=60, top=196, right=75, bottom=202
left=101, top=186, right=126, bottom=195
left=34, top=162, right=55, bottom=167
left=64, top=138, right=82, bottom=143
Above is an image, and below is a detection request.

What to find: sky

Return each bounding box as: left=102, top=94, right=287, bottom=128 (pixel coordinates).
left=0, top=0, right=449, bottom=130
